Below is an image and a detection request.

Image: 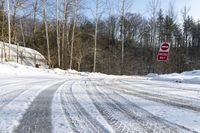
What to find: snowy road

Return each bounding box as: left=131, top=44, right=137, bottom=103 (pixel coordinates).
left=0, top=75, right=200, bottom=133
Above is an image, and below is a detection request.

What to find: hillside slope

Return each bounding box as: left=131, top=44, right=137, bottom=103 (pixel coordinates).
left=0, top=42, right=46, bottom=67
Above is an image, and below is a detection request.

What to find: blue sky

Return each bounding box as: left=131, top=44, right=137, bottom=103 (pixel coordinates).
left=131, top=0, right=199, bottom=20
left=85, top=0, right=199, bottom=21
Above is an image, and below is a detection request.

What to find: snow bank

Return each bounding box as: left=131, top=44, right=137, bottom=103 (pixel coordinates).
left=147, top=70, right=200, bottom=84
left=0, top=62, right=62, bottom=77
left=0, top=42, right=46, bottom=67
left=0, top=62, right=85, bottom=78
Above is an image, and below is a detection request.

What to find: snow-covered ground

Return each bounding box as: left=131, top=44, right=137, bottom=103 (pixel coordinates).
left=147, top=70, right=200, bottom=84
left=0, top=62, right=200, bottom=133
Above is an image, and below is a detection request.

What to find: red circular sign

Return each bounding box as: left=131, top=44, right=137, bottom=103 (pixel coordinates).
left=161, top=43, right=169, bottom=51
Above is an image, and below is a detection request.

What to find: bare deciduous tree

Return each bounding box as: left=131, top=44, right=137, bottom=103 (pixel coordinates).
left=148, top=0, right=160, bottom=45
left=168, top=1, right=177, bottom=22
left=69, top=0, right=78, bottom=69
left=121, top=0, right=125, bottom=74
left=20, top=18, right=25, bottom=47
left=61, top=0, right=70, bottom=69
left=7, top=0, right=11, bottom=60
left=93, top=0, right=100, bottom=72
left=1, top=0, right=6, bottom=61
left=117, top=0, right=133, bottom=74
left=33, top=0, right=38, bottom=47
left=43, top=0, right=51, bottom=67
left=56, top=0, right=60, bottom=67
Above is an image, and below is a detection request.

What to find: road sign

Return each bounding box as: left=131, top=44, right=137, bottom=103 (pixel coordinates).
left=157, top=42, right=170, bottom=61
left=157, top=52, right=169, bottom=61
left=160, top=43, right=170, bottom=51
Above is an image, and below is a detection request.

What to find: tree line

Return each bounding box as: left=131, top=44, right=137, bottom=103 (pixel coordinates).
left=0, top=0, right=200, bottom=75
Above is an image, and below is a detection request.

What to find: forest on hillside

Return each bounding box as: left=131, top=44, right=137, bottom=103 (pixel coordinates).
left=0, top=0, right=200, bottom=75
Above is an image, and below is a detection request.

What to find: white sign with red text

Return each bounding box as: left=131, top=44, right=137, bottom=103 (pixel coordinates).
left=157, top=42, right=170, bottom=61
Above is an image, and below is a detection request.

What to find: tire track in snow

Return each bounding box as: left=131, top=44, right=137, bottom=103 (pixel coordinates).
left=119, top=79, right=200, bottom=92
left=86, top=90, right=136, bottom=133
left=88, top=80, right=195, bottom=133
left=0, top=78, right=51, bottom=90
left=118, top=80, right=200, bottom=100
left=86, top=81, right=145, bottom=133
left=0, top=79, right=50, bottom=95
left=14, top=82, right=64, bottom=133
left=0, top=81, right=25, bottom=88
left=0, top=89, right=25, bottom=110
left=0, top=79, right=55, bottom=110
left=106, top=82, right=200, bottom=112
left=60, top=81, right=110, bottom=133
left=52, top=80, right=74, bottom=133
left=72, top=79, right=114, bottom=133
left=0, top=80, right=63, bottom=133
left=98, top=88, right=195, bottom=133
left=129, top=87, right=200, bottom=112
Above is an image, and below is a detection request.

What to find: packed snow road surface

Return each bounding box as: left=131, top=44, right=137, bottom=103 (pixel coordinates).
left=0, top=74, right=200, bottom=133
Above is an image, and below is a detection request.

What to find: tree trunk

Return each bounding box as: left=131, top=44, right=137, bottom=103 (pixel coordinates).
left=7, top=0, right=11, bottom=60
left=20, top=18, right=25, bottom=47
left=33, top=0, right=38, bottom=48
left=61, top=0, right=68, bottom=69
left=61, top=22, right=65, bottom=68
left=121, top=0, right=125, bottom=74
left=77, top=60, right=81, bottom=71
left=12, top=0, right=17, bottom=43
left=69, top=0, right=77, bottom=69
left=93, top=0, right=99, bottom=72
left=56, top=0, right=60, bottom=67
left=1, top=0, right=6, bottom=61
left=17, top=43, right=19, bottom=63
left=43, top=0, right=51, bottom=67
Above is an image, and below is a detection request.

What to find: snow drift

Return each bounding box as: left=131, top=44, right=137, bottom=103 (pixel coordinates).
left=0, top=42, right=46, bottom=67
left=147, top=70, right=200, bottom=84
